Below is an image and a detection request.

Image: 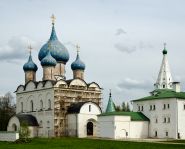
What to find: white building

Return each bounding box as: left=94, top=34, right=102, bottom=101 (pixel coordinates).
left=7, top=16, right=102, bottom=138
left=98, top=92, right=149, bottom=139
left=132, top=44, right=185, bottom=139
left=98, top=44, right=185, bottom=140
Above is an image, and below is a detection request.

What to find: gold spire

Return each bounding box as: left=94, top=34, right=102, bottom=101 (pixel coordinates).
left=51, top=14, right=56, bottom=25
left=28, top=44, right=33, bottom=55
left=76, top=44, right=80, bottom=54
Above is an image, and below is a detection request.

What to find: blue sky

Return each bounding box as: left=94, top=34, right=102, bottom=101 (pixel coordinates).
left=1, top=0, right=185, bottom=109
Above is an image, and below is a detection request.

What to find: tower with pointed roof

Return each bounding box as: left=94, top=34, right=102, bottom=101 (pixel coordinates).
left=23, top=45, right=38, bottom=83
left=154, top=43, right=173, bottom=89
left=105, top=91, right=115, bottom=113
left=71, top=44, right=86, bottom=80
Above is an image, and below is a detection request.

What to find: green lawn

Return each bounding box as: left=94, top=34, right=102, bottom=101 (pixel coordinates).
left=0, top=137, right=185, bottom=149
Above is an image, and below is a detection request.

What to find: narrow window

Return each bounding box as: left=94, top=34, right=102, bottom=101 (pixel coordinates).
left=138, top=106, right=140, bottom=111
left=89, top=105, right=91, bottom=112
left=150, top=105, right=152, bottom=111
left=166, top=131, right=168, bottom=137
left=155, top=118, right=158, bottom=123
left=40, top=100, right=43, bottom=110
left=48, top=99, right=51, bottom=109
left=168, top=117, right=170, bottom=123
left=153, top=105, right=156, bottom=110
left=141, top=106, right=143, bottom=111
left=21, top=102, right=23, bottom=112
left=163, top=85, right=165, bottom=88
left=30, top=100, right=33, bottom=111
left=163, top=104, right=166, bottom=110
left=167, top=104, right=170, bottom=109
left=164, top=117, right=166, bottom=123
left=184, top=104, right=185, bottom=110
left=155, top=131, right=158, bottom=137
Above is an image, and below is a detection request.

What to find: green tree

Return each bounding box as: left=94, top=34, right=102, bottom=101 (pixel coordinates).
left=121, top=102, right=126, bottom=111
left=19, top=122, right=30, bottom=142
left=126, top=102, right=131, bottom=112
left=0, top=92, right=15, bottom=130
left=115, top=105, right=122, bottom=111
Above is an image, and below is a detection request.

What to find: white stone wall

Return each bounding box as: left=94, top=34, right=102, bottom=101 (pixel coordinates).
left=98, top=115, right=148, bottom=139
left=67, top=102, right=101, bottom=138
left=177, top=99, right=185, bottom=139
left=16, top=81, right=55, bottom=137
left=0, top=132, right=19, bottom=141
left=133, top=98, right=177, bottom=139
left=98, top=116, right=115, bottom=139
left=129, top=121, right=148, bottom=138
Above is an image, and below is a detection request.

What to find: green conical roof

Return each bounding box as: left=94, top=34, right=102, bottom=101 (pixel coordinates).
left=105, top=92, right=116, bottom=113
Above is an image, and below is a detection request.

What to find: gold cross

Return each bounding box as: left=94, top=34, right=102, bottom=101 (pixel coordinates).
left=28, top=44, right=33, bottom=55
left=76, top=44, right=80, bottom=54
left=51, top=14, right=56, bottom=24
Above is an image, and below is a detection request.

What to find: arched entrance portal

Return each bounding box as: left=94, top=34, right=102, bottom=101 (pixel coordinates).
left=12, top=124, right=17, bottom=131
left=87, top=122, right=93, bottom=136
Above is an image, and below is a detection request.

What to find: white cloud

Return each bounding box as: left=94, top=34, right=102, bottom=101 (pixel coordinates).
left=0, top=36, right=40, bottom=63
left=117, top=78, right=153, bottom=90
left=115, top=28, right=126, bottom=36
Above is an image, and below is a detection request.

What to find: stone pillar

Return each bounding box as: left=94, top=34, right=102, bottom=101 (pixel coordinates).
left=25, top=71, right=36, bottom=83
left=73, top=70, right=84, bottom=80
left=42, top=66, right=55, bottom=81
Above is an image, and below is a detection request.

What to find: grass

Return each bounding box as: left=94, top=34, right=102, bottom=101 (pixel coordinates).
left=0, top=137, right=185, bottom=149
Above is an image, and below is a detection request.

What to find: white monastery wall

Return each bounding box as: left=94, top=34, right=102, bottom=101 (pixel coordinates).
left=98, top=116, right=115, bottom=139
left=133, top=98, right=177, bottom=138
left=177, top=99, right=185, bottom=139
left=129, top=121, right=148, bottom=138
left=16, top=81, right=55, bottom=137
left=0, top=132, right=19, bottom=141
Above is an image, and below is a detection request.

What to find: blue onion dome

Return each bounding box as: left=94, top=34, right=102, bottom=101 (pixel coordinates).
left=71, top=52, right=85, bottom=71
left=38, top=23, right=69, bottom=64
left=41, top=50, right=57, bottom=67
left=23, top=54, right=38, bottom=72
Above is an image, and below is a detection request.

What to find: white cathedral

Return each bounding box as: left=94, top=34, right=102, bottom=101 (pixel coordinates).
left=6, top=16, right=185, bottom=140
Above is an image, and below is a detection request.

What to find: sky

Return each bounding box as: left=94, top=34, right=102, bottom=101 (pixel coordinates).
left=1, top=0, right=185, bottom=109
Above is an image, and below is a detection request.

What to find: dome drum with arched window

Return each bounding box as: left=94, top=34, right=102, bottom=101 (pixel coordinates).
left=23, top=53, right=38, bottom=83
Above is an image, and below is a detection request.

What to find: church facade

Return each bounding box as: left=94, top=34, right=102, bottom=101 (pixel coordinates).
left=6, top=16, right=185, bottom=140
left=7, top=16, right=102, bottom=138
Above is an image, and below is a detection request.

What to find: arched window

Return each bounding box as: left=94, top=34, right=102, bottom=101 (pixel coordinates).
left=48, top=99, right=51, bottom=109
left=40, top=100, right=43, bottom=110
left=30, top=100, right=33, bottom=111
left=21, top=102, right=23, bottom=112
